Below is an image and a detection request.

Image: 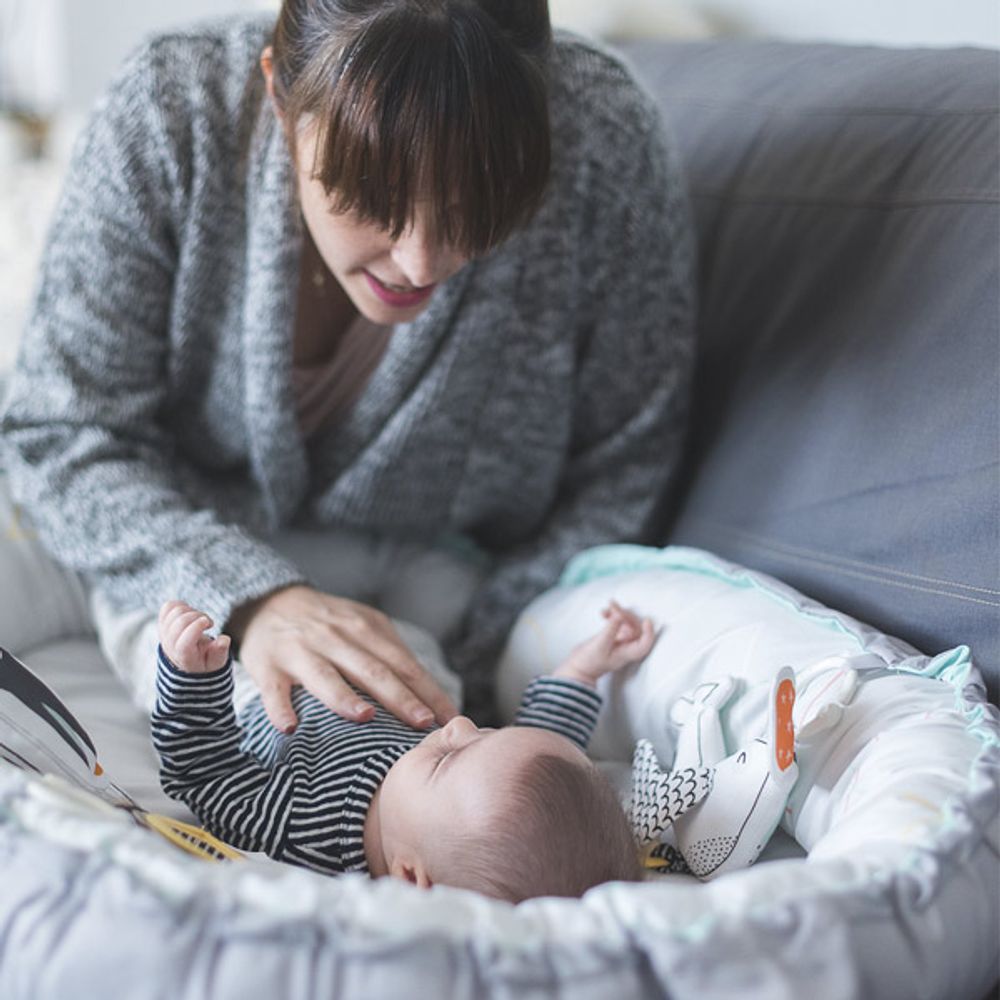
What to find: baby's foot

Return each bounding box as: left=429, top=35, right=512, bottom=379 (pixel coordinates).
left=158, top=601, right=231, bottom=674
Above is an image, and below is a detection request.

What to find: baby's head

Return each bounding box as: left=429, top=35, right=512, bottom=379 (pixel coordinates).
left=368, top=715, right=643, bottom=902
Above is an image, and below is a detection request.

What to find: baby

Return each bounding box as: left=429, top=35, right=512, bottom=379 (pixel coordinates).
left=151, top=599, right=658, bottom=902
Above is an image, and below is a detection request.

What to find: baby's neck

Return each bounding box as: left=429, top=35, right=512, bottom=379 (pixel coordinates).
left=363, top=783, right=389, bottom=877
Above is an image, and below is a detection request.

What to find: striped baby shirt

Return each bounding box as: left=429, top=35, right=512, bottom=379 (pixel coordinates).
left=151, top=649, right=602, bottom=876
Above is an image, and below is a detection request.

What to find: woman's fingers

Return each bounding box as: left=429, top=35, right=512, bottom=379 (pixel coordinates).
left=286, top=650, right=377, bottom=724
left=318, top=643, right=439, bottom=727
left=255, top=667, right=299, bottom=734
left=234, top=586, right=457, bottom=730
left=400, top=666, right=459, bottom=725
left=349, top=615, right=458, bottom=724
left=317, top=611, right=456, bottom=726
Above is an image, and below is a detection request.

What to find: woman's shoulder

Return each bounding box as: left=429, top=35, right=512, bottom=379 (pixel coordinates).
left=99, top=15, right=273, bottom=155
left=76, top=15, right=276, bottom=207
left=548, top=31, right=668, bottom=154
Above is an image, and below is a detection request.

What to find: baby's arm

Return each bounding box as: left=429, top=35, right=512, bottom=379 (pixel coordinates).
left=513, top=676, right=603, bottom=750
left=553, top=601, right=657, bottom=687
left=514, top=602, right=657, bottom=751
left=151, top=603, right=298, bottom=856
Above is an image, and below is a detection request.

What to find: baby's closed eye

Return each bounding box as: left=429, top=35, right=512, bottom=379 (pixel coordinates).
left=429, top=743, right=453, bottom=777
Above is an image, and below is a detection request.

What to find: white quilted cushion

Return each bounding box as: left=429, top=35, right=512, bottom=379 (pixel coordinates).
left=1, top=545, right=997, bottom=1000
left=496, top=545, right=1000, bottom=998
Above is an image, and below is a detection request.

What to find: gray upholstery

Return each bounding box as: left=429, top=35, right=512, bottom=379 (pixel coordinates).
left=624, top=41, right=1000, bottom=703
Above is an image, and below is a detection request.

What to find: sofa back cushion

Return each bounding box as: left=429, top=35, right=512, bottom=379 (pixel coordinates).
left=624, top=40, right=1000, bottom=701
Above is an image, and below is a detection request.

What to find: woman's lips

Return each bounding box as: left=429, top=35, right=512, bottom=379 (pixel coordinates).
left=363, top=270, right=437, bottom=309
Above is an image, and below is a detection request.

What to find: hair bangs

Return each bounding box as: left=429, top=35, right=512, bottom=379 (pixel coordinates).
left=291, top=4, right=551, bottom=257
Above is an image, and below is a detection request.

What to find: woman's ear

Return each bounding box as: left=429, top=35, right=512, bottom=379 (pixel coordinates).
left=260, top=46, right=282, bottom=117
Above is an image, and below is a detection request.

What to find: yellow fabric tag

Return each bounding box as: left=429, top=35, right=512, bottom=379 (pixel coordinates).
left=142, top=812, right=245, bottom=862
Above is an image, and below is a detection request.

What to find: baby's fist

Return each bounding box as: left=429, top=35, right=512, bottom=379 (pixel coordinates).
left=598, top=600, right=658, bottom=671
left=554, top=600, right=658, bottom=686
left=158, top=600, right=231, bottom=674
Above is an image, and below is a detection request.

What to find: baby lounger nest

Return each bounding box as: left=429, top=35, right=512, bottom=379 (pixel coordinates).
left=1, top=546, right=997, bottom=1000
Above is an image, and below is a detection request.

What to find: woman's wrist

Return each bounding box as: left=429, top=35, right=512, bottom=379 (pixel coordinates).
left=226, top=584, right=301, bottom=644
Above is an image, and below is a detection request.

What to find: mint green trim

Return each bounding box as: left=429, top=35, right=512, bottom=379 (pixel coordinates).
left=562, top=544, right=877, bottom=652
left=561, top=544, right=968, bottom=671
left=560, top=542, right=1000, bottom=764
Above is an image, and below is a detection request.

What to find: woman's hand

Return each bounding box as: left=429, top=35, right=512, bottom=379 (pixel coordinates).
left=553, top=600, right=658, bottom=688
left=229, top=585, right=459, bottom=733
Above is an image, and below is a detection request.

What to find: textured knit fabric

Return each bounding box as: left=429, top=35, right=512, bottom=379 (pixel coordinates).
left=151, top=649, right=602, bottom=875
left=0, top=15, right=696, bottom=719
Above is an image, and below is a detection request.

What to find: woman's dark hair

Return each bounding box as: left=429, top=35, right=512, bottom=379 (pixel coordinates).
left=271, top=0, right=552, bottom=256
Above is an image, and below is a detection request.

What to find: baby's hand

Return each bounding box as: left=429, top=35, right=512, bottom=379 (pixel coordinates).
left=158, top=600, right=232, bottom=674
left=553, top=600, right=658, bottom=687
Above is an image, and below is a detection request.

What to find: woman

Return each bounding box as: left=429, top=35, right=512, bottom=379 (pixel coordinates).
left=0, top=0, right=694, bottom=732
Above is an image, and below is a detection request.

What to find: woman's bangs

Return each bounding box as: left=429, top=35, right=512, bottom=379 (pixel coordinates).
left=303, top=8, right=551, bottom=257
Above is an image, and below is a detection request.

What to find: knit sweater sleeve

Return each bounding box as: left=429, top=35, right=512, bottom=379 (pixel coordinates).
left=0, top=39, right=305, bottom=626
left=445, top=59, right=696, bottom=722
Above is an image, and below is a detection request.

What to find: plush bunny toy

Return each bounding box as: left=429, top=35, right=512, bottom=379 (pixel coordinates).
left=630, top=659, right=858, bottom=879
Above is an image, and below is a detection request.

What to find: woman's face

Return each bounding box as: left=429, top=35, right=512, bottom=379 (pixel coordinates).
left=294, top=125, right=471, bottom=325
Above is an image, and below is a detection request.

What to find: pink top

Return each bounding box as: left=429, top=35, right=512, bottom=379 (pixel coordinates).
left=291, top=314, right=392, bottom=439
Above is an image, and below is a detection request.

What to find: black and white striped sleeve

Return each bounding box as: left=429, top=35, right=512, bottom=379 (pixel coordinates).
left=513, top=676, right=603, bottom=751
left=150, top=647, right=296, bottom=857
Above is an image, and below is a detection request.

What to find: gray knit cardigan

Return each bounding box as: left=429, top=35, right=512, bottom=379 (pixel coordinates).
left=0, top=16, right=695, bottom=715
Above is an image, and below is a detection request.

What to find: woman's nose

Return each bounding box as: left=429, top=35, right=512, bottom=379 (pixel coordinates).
left=390, top=226, right=464, bottom=289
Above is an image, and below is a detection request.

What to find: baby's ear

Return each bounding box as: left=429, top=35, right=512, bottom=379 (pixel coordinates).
left=391, top=858, right=434, bottom=889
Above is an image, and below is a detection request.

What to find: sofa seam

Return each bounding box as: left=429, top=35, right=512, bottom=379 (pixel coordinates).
left=687, top=520, right=1000, bottom=606
left=659, top=98, right=1000, bottom=118
left=691, top=189, right=1000, bottom=208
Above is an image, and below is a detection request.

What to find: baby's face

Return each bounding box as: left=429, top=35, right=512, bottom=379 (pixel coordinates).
left=377, top=716, right=586, bottom=858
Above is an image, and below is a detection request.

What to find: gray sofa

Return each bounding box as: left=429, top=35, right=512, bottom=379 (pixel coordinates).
left=0, top=35, right=997, bottom=1000
left=638, top=44, right=999, bottom=998
left=625, top=39, right=999, bottom=706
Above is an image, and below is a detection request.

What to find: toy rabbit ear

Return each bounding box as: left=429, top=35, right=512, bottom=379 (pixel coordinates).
left=629, top=739, right=714, bottom=845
